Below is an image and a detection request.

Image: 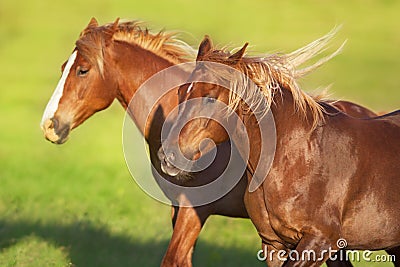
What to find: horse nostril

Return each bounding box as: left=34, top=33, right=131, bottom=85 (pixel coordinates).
left=157, top=147, right=166, bottom=161
left=51, top=117, right=59, bottom=130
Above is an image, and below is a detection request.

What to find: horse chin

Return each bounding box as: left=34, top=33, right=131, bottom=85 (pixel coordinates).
left=54, top=135, right=69, bottom=144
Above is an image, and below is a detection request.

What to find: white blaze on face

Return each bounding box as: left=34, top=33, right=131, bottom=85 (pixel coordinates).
left=40, top=51, right=78, bottom=128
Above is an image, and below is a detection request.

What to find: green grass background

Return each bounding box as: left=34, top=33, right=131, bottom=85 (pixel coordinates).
left=0, top=0, right=399, bottom=266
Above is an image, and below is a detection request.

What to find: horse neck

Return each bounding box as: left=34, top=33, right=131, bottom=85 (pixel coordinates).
left=270, top=87, right=314, bottom=134
left=236, top=87, right=313, bottom=172
left=111, top=41, right=180, bottom=139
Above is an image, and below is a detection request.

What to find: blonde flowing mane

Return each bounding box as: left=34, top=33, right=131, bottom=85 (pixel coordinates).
left=75, top=19, right=196, bottom=75
left=202, top=28, right=345, bottom=129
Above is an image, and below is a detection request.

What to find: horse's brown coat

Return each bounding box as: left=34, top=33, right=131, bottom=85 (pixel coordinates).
left=161, top=36, right=400, bottom=266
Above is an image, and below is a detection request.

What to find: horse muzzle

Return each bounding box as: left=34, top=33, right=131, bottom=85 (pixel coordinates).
left=158, top=147, right=181, bottom=177
left=42, top=118, right=71, bottom=144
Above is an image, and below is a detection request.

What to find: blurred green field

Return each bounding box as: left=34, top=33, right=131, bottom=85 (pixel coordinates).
left=0, top=0, right=399, bottom=266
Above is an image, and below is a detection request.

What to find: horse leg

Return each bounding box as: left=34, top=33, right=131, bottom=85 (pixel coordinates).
left=283, top=233, right=337, bottom=267
left=171, top=205, right=179, bottom=227
left=161, top=205, right=209, bottom=267
left=171, top=206, right=195, bottom=267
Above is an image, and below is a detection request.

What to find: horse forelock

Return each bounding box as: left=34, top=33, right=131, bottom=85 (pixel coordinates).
left=75, top=27, right=105, bottom=76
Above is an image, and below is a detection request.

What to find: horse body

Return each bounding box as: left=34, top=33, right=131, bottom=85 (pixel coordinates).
left=261, top=94, right=400, bottom=254
left=329, top=100, right=377, bottom=118
left=338, top=112, right=400, bottom=248
left=161, top=35, right=400, bottom=266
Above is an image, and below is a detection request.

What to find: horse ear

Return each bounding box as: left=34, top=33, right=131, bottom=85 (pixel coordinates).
left=228, top=42, right=248, bottom=64
left=196, top=35, right=213, bottom=61
left=87, top=17, right=99, bottom=28
left=104, top=17, right=120, bottom=46
left=112, top=17, right=120, bottom=30
left=80, top=17, right=99, bottom=37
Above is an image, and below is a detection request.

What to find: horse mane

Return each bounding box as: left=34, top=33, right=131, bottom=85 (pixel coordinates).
left=75, top=20, right=196, bottom=75
left=202, top=28, right=345, bottom=129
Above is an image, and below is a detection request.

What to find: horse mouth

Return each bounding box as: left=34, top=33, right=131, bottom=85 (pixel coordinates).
left=42, top=118, right=71, bottom=144
left=158, top=148, right=193, bottom=181
left=160, top=160, right=181, bottom=177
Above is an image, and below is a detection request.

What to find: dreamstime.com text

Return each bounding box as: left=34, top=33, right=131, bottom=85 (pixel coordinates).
left=257, top=239, right=395, bottom=263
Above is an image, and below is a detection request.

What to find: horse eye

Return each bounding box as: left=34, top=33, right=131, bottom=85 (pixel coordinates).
left=77, top=67, right=89, bottom=76
left=204, top=96, right=216, bottom=104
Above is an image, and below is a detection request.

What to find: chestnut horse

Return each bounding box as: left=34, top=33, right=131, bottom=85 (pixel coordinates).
left=40, top=18, right=253, bottom=267
left=159, top=36, right=400, bottom=266
left=41, top=19, right=396, bottom=266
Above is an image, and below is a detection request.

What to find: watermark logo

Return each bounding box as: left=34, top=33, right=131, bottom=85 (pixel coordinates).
left=336, top=238, right=347, bottom=249
left=256, top=238, right=395, bottom=263
left=122, top=61, right=276, bottom=206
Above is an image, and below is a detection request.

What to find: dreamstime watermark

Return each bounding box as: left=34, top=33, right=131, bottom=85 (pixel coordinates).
left=256, top=238, right=396, bottom=263
left=122, top=61, right=276, bottom=207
